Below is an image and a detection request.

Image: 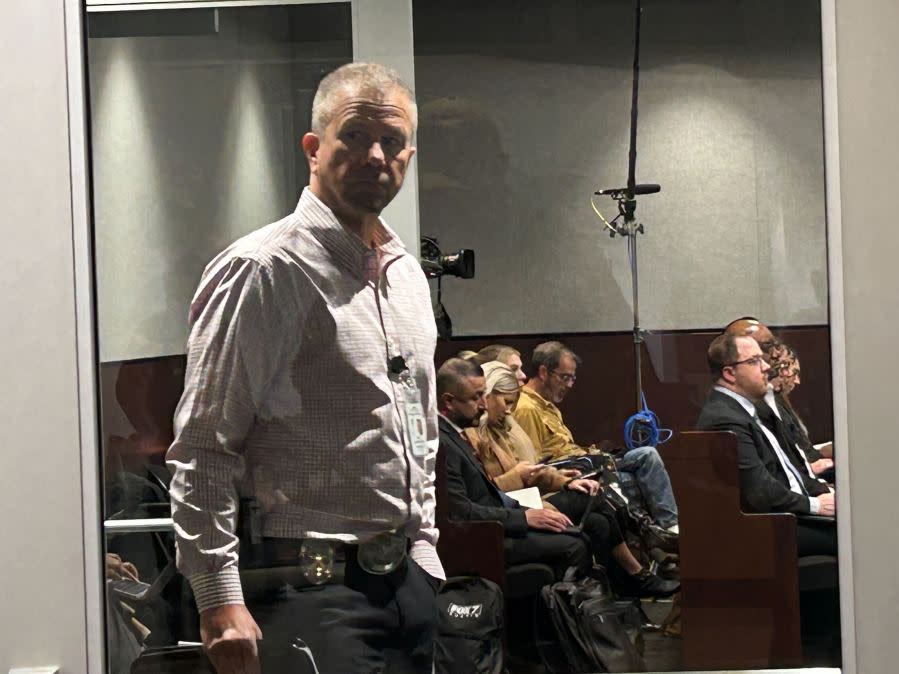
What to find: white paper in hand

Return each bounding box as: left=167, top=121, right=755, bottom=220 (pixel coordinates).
left=505, top=486, right=543, bottom=509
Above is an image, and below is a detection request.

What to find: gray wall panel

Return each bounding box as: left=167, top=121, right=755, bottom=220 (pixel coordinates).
left=0, top=2, right=88, bottom=671
left=414, top=0, right=827, bottom=335
left=88, top=6, right=352, bottom=362
left=835, top=0, right=899, bottom=670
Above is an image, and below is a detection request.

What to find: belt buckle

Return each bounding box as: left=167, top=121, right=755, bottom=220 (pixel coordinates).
left=298, top=539, right=335, bottom=585
left=357, top=530, right=407, bottom=575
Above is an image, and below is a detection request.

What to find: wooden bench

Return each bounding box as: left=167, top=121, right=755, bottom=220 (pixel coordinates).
left=434, top=444, right=555, bottom=597
left=660, top=430, right=837, bottom=669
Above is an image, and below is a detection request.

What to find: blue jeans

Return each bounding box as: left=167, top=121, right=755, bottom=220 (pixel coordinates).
left=615, top=445, right=678, bottom=528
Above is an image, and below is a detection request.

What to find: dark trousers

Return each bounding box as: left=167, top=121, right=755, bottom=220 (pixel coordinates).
left=797, top=518, right=838, bottom=557
left=504, top=530, right=590, bottom=580
left=246, top=555, right=439, bottom=674
left=545, top=491, right=623, bottom=567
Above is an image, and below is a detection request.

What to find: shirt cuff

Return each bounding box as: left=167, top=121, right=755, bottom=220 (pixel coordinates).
left=809, top=497, right=821, bottom=515
left=410, top=540, right=445, bottom=581
left=188, top=566, right=245, bottom=613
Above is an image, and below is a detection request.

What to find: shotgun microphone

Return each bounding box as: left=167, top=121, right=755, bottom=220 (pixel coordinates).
left=595, top=183, right=661, bottom=197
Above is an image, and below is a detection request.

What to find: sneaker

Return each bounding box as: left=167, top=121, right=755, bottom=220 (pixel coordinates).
left=643, top=523, right=679, bottom=554
left=624, top=569, right=680, bottom=599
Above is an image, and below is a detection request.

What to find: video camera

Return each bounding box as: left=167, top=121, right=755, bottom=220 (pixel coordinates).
left=420, top=236, right=475, bottom=279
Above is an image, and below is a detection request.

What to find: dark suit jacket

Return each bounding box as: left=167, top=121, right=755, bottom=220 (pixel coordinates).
left=696, top=389, right=826, bottom=515
left=774, top=394, right=823, bottom=462
left=438, top=416, right=528, bottom=537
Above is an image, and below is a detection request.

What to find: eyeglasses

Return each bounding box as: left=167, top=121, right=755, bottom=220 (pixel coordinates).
left=550, top=370, right=577, bottom=384
left=726, top=355, right=765, bottom=369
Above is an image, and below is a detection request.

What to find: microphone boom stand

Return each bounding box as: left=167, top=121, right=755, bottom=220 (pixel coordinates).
left=596, top=0, right=650, bottom=414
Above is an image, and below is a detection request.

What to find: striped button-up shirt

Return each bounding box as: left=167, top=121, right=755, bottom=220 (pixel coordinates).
left=167, top=188, right=443, bottom=612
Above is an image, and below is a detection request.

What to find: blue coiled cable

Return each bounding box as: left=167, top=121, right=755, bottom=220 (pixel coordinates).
left=624, top=393, right=673, bottom=450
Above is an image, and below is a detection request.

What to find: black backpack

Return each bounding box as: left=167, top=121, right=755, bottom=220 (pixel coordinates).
left=434, top=576, right=505, bottom=674
left=535, top=567, right=646, bottom=673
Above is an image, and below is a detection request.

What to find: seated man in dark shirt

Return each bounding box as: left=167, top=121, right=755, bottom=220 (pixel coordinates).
left=437, top=357, right=589, bottom=580
left=696, top=333, right=836, bottom=556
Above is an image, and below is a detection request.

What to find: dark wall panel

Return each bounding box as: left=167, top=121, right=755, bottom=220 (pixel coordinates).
left=435, top=326, right=834, bottom=448
left=97, top=326, right=833, bottom=482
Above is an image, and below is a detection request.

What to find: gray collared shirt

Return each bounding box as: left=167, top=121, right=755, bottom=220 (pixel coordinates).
left=168, top=188, right=443, bottom=612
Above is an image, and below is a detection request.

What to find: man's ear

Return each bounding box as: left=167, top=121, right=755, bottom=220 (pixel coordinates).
left=538, top=364, right=549, bottom=381
left=439, top=391, right=454, bottom=411
left=720, top=367, right=736, bottom=386
left=302, top=132, right=320, bottom=172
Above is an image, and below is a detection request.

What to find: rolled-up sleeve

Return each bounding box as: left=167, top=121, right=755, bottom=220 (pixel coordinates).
left=167, top=256, right=289, bottom=612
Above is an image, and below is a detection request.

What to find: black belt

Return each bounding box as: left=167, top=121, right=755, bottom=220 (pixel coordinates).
left=242, top=534, right=411, bottom=576
left=261, top=538, right=352, bottom=566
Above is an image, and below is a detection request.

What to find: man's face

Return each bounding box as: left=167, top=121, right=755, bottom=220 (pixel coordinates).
left=303, top=87, right=416, bottom=223
left=724, top=337, right=770, bottom=400
left=444, top=375, right=486, bottom=427
left=761, top=340, right=786, bottom=371
left=542, top=353, right=577, bottom=405
left=502, top=353, right=528, bottom=385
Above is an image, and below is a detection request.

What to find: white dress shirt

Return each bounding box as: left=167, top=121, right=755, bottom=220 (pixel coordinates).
left=715, top=386, right=820, bottom=514
left=167, top=188, right=443, bottom=612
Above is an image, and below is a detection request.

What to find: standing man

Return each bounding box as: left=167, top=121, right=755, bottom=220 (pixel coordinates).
left=167, top=63, right=443, bottom=674
left=696, top=333, right=835, bottom=556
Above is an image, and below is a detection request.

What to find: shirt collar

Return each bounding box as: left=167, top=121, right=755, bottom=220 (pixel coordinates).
left=520, top=385, right=557, bottom=412
left=763, top=386, right=782, bottom=419
left=296, top=188, right=408, bottom=278
left=714, top=385, right=757, bottom=417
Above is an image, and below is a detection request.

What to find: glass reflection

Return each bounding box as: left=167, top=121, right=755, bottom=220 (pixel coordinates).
left=416, top=0, right=838, bottom=670
left=87, top=4, right=352, bottom=672
left=87, top=0, right=839, bottom=671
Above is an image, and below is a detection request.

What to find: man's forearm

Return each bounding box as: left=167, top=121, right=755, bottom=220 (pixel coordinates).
left=168, top=442, right=244, bottom=612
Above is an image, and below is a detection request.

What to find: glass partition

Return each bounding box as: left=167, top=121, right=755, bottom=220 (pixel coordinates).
left=86, top=0, right=840, bottom=671
left=414, top=0, right=838, bottom=671
left=86, top=4, right=352, bottom=671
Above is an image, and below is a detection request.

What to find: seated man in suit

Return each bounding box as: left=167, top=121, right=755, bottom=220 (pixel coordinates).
left=726, top=318, right=835, bottom=478
left=437, top=357, right=590, bottom=580
left=696, top=333, right=836, bottom=556
left=512, top=341, right=679, bottom=533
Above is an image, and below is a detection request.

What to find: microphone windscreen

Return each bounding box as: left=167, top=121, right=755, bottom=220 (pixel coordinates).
left=595, top=183, right=661, bottom=196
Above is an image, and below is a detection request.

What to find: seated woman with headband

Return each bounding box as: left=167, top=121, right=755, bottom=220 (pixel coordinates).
left=464, top=361, right=679, bottom=599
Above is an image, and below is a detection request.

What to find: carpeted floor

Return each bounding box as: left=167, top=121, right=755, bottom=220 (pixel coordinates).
left=506, top=593, right=841, bottom=673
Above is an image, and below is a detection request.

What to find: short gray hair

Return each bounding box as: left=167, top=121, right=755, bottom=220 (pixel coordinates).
left=311, top=62, right=418, bottom=135
left=437, top=357, right=483, bottom=398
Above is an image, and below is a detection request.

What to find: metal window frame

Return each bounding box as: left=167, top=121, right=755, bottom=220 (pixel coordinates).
left=85, top=0, right=340, bottom=11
